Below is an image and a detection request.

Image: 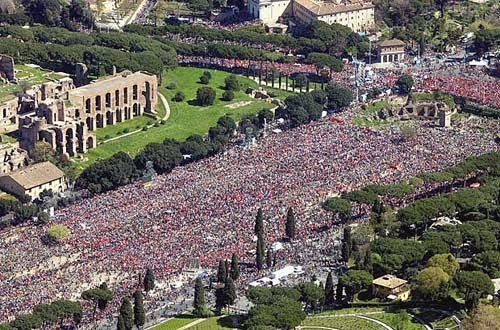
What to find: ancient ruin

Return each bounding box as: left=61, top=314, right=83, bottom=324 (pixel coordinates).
left=0, top=54, right=15, bottom=83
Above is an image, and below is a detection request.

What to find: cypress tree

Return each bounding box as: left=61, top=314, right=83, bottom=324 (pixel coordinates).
left=256, top=234, right=264, bottom=270
left=143, top=268, right=155, bottom=292
left=266, top=249, right=273, bottom=268
left=230, top=253, right=240, bottom=281
left=225, top=277, right=237, bottom=307
left=342, top=227, right=352, bottom=262
left=117, top=315, right=125, bottom=330
left=133, top=289, right=145, bottom=329
left=215, top=286, right=226, bottom=312
left=363, top=248, right=373, bottom=274
left=285, top=207, right=296, bottom=240
left=225, top=260, right=230, bottom=280
left=335, top=283, right=344, bottom=304
left=217, top=260, right=227, bottom=283
left=97, top=282, right=112, bottom=310
left=254, top=208, right=264, bottom=236
left=193, top=278, right=205, bottom=310
left=324, top=272, right=334, bottom=306
left=119, top=297, right=134, bottom=330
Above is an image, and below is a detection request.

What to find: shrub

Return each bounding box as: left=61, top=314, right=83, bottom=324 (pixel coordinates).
left=199, top=75, right=210, bottom=84
left=147, top=120, right=153, bottom=125
left=123, top=128, right=130, bottom=133
left=196, top=87, right=216, bottom=106
left=222, top=90, right=235, bottom=101
left=142, top=126, right=148, bottom=131
left=116, top=131, right=122, bottom=135
left=160, top=120, right=166, bottom=125
left=224, top=74, right=240, bottom=91
left=47, top=224, right=70, bottom=241
left=154, top=122, right=160, bottom=127
left=136, top=125, right=141, bottom=129
left=172, top=91, right=185, bottom=102
left=104, top=134, right=111, bottom=139
left=166, top=82, right=176, bottom=90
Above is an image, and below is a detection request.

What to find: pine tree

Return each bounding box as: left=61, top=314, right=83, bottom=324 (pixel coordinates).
left=217, top=260, right=227, bottom=283
left=324, top=272, right=334, bottom=306
left=254, top=208, right=264, bottom=236
left=230, top=253, right=240, bottom=281
left=266, top=249, right=273, bottom=268
left=256, top=234, right=265, bottom=270
left=335, top=283, right=344, bottom=304
left=119, top=297, right=134, bottom=330
left=117, top=315, right=125, bottom=330
left=193, top=278, right=205, bottom=310
left=285, top=207, right=296, bottom=240
left=225, top=277, right=237, bottom=307
left=143, top=268, right=155, bottom=292
left=133, top=290, right=145, bottom=329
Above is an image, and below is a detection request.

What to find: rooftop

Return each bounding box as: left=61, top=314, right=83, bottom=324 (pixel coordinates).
left=294, top=0, right=375, bottom=16
left=68, top=71, right=155, bottom=97
left=379, top=39, right=406, bottom=47
left=373, top=274, right=408, bottom=289
left=4, top=161, right=64, bottom=189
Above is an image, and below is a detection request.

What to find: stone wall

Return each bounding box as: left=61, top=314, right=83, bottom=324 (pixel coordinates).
left=0, top=54, right=15, bottom=82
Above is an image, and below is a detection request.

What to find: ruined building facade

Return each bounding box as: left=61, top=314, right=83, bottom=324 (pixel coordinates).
left=17, top=71, right=158, bottom=156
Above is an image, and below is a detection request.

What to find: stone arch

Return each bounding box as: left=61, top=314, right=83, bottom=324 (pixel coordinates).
left=105, top=92, right=111, bottom=108
left=55, top=129, right=64, bottom=154
left=85, top=98, right=91, bottom=113
left=116, top=109, right=122, bottom=122
left=132, top=84, right=138, bottom=100
left=86, top=136, right=94, bottom=150
left=65, top=128, right=74, bottom=156
left=86, top=117, right=94, bottom=131
left=115, top=90, right=120, bottom=106
left=106, top=111, right=113, bottom=125
left=96, top=113, right=103, bottom=128
left=133, top=103, right=139, bottom=117
left=2, top=109, right=6, bottom=118
left=95, top=95, right=102, bottom=111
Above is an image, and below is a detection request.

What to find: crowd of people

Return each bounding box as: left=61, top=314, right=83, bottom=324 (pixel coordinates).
left=1, top=107, right=498, bottom=323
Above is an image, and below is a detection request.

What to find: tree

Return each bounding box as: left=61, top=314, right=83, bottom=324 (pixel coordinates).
left=299, top=282, right=324, bottom=311
left=196, top=87, right=216, bottom=106
left=294, top=74, right=308, bottom=90
left=266, top=249, right=272, bottom=268
left=323, top=197, right=351, bottom=220
left=342, top=227, right=352, bottom=263
left=82, top=285, right=113, bottom=325
left=363, top=248, right=373, bottom=274
left=324, top=272, right=335, bottom=306
left=415, top=267, right=450, bottom=301
left=143, top=268, right=155, bottom=292
left=215, top=286, right=226, bottom=313
left=224, top=74, right=240, bottom=91
left=230, top=253, right=240, bottom=281
left=338, top=270, right=373, bottom=302
left=46, top=224, right=70, bottom=242
left=172, top=92, right=185, bottom=102
left=117, top=315, right=125, bottom=330
left=37, top=211, right=50, bottom=224
left=426, top=254, right=459, bottom=277
left=285, top=207, right=296, bottom=240
left=222, top=90, right=234, bottom=101
left=187, top=0, right=211, bottom=14
left=118, top=298, right=133, bottom=330
left=256, top=234, right=265, bottom=271
left=225, top=277, right=237, bottom=307
left=326, top=82, right=353, bottom=110
left=133, top=290, right=145, bottom=329
left=217, top=260, right=227, bottom=283
left=463, top=304, right=500, bottom=330
left=199, top=72, right=211, bottom=84
left=255, top=208, right=264, bottom=236
left=194, top=278, right=206, bottom=311
left=394, top=310, right=411, bottom=330
left=335, top=282, right=343, bottom=303
left=470, top=250, right=500, bottom=278
left=395, top=74, right=414, bottom=95
left=455, top=271, right=494, bottom=312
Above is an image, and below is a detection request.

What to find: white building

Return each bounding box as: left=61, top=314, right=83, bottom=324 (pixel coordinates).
left=248, top=0, right=375, bottom=33
left=248, top=0, right=292, bottom=24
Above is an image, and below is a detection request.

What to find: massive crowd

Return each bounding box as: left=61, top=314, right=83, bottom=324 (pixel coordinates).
left=0, top=108, right=498, bottom=323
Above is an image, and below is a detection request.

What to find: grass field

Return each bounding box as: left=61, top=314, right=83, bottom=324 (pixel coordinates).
left=185, top=316, right=236, bottom=329
left=74, top=67, right=291, bottom=170
left=301, top=316, right=386, bottom=330
left=152, top=315, right=198, bottom=330
left=95, top=116, right=153, bottom=140
left=368, top=312, right=424, bottom=330
left=0, top=65, right=67, bottom=101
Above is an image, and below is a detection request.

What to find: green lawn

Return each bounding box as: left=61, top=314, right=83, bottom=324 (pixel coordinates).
left=302, top=316, right=386, bottom=330
left=0, top=65, right=66, bottom=101
left=368, top=312, right=424, bottom=330
left=74, top=67, right=290, bottom=170
left=409, top=309, right=457, bottom=329
left=95, top=116, right=153, bottom=140
left=153, top=315, right=199, bottom=330
left=185, top=316, right=236, bottom=329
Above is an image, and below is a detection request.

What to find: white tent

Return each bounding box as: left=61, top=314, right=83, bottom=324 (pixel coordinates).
left=469, top=59, right=488, bottom=66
